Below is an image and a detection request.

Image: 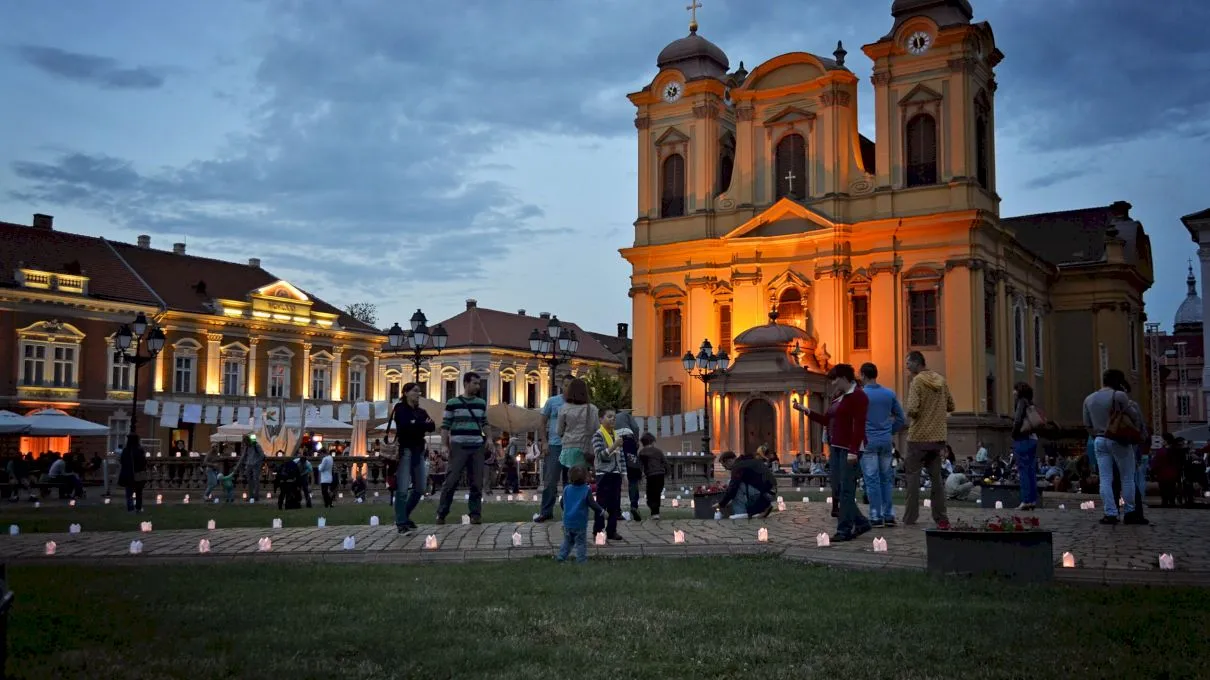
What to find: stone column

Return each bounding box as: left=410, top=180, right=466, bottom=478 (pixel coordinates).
left=247, top=337, right=259, bottom=397
left=371, top=350, right=382, bottom=401
left=488, top=360, right=502, bottom=404
left=332, top=346, right=345, bottom=401
left=205, top=332, right=222, bottom=395
left=300, top=342, right=312, bottom=400
left=538, top=365, right=551, bottom=404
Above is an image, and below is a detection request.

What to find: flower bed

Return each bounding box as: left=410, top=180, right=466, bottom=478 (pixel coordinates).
left=925, top=516, right=1053, bottom=583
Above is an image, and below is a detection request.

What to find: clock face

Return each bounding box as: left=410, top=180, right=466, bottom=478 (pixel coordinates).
left=662, top=81, right=683, bottom=103
left=906, top=31, right=932, bottom=55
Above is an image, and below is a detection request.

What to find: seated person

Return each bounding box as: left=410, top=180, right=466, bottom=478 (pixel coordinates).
left=944, top=472, right=975, bottom=501
left=1041, top=457, right=1063, bottom=486
left=790, top=453, right=809, bottom=475
left=45, top=455, right=85, bottom=498
left=351, top=475, right=367, bottom=502
left=809, top=457, right=825, bottom=476
left=714, top=451, right=774, bottom=519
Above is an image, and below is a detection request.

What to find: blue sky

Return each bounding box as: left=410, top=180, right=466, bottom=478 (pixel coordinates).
left=1, top=0, right=1207, bottom=337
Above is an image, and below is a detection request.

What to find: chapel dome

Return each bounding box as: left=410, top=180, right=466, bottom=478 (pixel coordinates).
left=657, top=29, right=729, bottom=80
left=1174, top=263, right=1203, bottom=331
left=734, top=320, right=813, bottom=349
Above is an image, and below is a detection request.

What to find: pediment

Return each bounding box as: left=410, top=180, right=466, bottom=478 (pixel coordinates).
left=251, top=280, right=311, bottom=303
left=898, top=84, right=943, bottom=107
left=654, top=127, right=690, bottom=146
left=762, top=105, right=817, bottom=127
left=767, top=268, right=813, bottom=291
left=722, top=198, right=836, bottom=240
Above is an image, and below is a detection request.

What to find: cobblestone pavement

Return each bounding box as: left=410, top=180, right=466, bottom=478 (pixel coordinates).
left=3, top=495, right=1208, bottom=586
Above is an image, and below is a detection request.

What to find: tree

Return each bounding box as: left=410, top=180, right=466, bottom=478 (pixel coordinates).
left=584, top=365, right=631, bottom=412
left=344, top=302, right=378, bottom=327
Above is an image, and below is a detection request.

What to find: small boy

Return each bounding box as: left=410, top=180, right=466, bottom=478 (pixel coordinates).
left=558, top=465, right=603, bottom=564
left=217, top=471, right=236, bottom=503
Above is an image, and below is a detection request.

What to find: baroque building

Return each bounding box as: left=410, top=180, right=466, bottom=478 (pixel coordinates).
left=621, top=0, right=1155, bottom=457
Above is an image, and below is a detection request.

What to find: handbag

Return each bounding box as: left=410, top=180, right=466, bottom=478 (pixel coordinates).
left=1105, top=390, right=1142, bottom=444
left=1021, top=404, right=1046, bottom=434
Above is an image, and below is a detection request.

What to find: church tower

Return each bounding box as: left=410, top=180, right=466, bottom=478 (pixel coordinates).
left=862, top=0, right=1003, bottom=216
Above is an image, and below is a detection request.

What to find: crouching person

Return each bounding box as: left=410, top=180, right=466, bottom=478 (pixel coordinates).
left=714, top=451, right=774, bottom=519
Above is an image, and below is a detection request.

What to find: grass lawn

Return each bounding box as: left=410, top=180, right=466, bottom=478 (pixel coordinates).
left=6, top=557, right=1208, bottom=680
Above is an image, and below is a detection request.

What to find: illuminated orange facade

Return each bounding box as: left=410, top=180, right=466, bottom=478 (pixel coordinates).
left=622, top=1, right=1155, bottom=456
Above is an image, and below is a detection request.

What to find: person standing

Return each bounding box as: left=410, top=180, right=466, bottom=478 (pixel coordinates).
left=436, top=372, right=491, bottom=525
left=555, top=378, right=598, bottom=474
left=536, top=375, right=573, bottom=523
left=202, top=444, right=221, bottom=501
left=902, top=351, right=953, bottom=529
left=1010, top=382, right=1041, bottom=510
left=234, top=434, right=266, bottom=502
left=590, top=408, right=625, bottom=541
left=637, top=432, right=667, bottom=519
left=1082, top=369, right=1147, bottom=525
left=318, top=447, right=336, bottom=508
left=117, top=434, right=148, bottom=513
left=388, top=382, right=436, bottom=534
left=794, top=364, right=871, bottom=541
left=858, top=362, right=906, bottom=527
left=297, top=450, right=314, bottom=508
left=615, top=410, right=643, bottom=521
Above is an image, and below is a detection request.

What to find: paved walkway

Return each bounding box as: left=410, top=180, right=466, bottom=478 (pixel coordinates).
left=4, top=500, right=1208, bottom=586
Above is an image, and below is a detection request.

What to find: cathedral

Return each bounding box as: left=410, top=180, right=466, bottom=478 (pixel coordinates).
left=621, top=0, right=1155, bottom=457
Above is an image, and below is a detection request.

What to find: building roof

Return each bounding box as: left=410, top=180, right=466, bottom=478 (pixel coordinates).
left=1001, top=202, right=1146, bottom=268
left=0, top=219, right=161, bottom=306
left=1182, top=207, right=1210, bottom=242
left=437, top=302, right=623, bottom=366
left=657, top=29, right=729, bottom=80
left=588, top=331, right=631, bottom=358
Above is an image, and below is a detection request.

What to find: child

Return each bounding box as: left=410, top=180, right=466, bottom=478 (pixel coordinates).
left=558, top=465, right=603, bottom=564
left=351, top=475, right=367, bottom=503
left=218, top=471, right=236, bottom=503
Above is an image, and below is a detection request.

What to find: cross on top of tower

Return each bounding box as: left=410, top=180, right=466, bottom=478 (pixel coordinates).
left=686, top=0, right=702, bottom=33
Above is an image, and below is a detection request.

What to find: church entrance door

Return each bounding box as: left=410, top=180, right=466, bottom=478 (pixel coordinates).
left=743, top=399, right=776, bottom=456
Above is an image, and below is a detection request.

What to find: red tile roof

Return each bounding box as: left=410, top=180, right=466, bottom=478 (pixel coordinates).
left=438, top=305, right=623, bottom=365
left=0, top=220, right=160, bottom=305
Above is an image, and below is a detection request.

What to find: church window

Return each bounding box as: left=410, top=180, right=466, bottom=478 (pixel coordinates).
left=777, top=288, right=804, bottom=328
left=908, top=291, right=938, bottom=347
left=717, top=134, right=735, bottom=195
left=975, top=114, right=990, bottom=190
left=774, top=133, right=807, bottom=200
left=660, top=384, right=682, bottom=417
left=983, top=284, right=996, bottom=352
left=661, top=154, right=686, bottom=218
left=851, top=296, right=869, bottom=351
left=905, top=114, right=938, bottom=187
left=1012, top=301, right=1026, bottom=367
left=718, top=305, right=732, bottom=354
left=662, top=309, right=682, bottom=358
left=1033, top=312, right=1043, bottom=374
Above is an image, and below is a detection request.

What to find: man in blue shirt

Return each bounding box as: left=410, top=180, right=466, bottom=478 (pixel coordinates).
left=535, top=374, right=573, bottom=522
left=859, top=362, right=906, bottom=527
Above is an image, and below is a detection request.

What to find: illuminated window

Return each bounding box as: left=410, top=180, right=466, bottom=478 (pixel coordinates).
left=718, top=305, right=732, bottom=354
left=501, top=370, right=515, bottom=404
left=347, top=362, right=365, bottom=402
left=172, top=339, right=201, bottom=394
left=266, top=347, right=293, bottom=398
left=777, top=288, right=804, bottom=328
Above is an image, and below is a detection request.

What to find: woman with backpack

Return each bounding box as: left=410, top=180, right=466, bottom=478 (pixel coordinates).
left=1011, top=382, right=1041, bottom=510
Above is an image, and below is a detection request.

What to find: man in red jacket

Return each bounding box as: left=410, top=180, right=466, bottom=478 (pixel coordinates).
left=794, top=364, right=872, bottom=542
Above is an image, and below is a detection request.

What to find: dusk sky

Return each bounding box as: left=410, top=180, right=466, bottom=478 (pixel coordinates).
left=1, top=0, right=1207, bottom=337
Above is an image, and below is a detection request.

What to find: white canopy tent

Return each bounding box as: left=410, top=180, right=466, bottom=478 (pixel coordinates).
left=24, top=408, right=109, bottom=437
left=0, top=410, right=32, bottom=435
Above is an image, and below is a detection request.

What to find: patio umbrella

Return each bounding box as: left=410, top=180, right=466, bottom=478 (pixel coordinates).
left=301, top=409, right=353, bottom=431
left=0, top=410, right=32, bottom=435
left=485, top=403, right=542, bottom=434
left=24, top=408, right=109, bottom=436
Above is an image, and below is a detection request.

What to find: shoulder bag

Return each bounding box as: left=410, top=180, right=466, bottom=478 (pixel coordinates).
left=1105, top=390, right=1142, bottom=445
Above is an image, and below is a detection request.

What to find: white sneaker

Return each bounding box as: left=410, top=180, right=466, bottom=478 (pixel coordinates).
left=651, top=514, right=661, bottom=521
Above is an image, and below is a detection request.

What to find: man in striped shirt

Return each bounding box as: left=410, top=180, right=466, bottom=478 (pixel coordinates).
left=435, top=372, right=493, bottom=524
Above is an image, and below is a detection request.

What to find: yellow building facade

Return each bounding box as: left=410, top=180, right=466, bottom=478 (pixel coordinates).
left=622, top=0, right=1155, bottom=456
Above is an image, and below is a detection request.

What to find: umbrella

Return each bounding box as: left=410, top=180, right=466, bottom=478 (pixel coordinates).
left=373, top=398, right=445, bottom=430
left=24, top=408, right=109, bottom=436
left=485, top=403, right=542, bottom=434
left=301, top=408, right=353, bottom=431
left=0, top=410, right=32, bottom=435
left=212, top=421, right=253, bottom=443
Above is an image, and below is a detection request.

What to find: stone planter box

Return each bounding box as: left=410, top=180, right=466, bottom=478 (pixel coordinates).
left=925, top=530, right=1054, bottom=583
left=978, top=484, right=1042, bottom=509
left=692, top=492, right=725, bottom=519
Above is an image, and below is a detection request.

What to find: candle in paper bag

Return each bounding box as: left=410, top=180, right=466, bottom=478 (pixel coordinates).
left=757, top=527, right=769, bottom=543
left=802, top=497, right=809, bottom=504
left=68, top=523, right=81, bottom=534
left=207, top=519, right=216, bottom=530
left=242, top=492, right=248, bottom=500
left=495, top=495, right=501, bottom=502
left=424, top=534, right=439, bottom=550
left=713, top=511, right=722, bottom=520
left=272, top=518, right=282, bottom=529
left=507, top=494, right=515, bottom=502
left=267, top=492, right=273, bottom=499
left=511, top=531, right=523, bottom=547
left=777, top=500, right=786, bottom=512
left=343, top=536, right=356, bottom=550
left=1058, top=504, right=1066, bottom=510
left=156, top=494, right=163, bottom=505
left=1204, top=491, right=1210, bottom=498
left=8, top=525, right=17, bottom=536
left=140, top=521, right=153, bottom=533
left=104, top=498, right=111, bottom=505
left=1061, top=552, right=1076, bottom=568
left=338, top=493, right=344, bottom=499
left=213, top=498, right=220, bottom=504
left=795, top=487, right=801, bottom=492
left=673, top=530, right=686, bottom=544
left=317, top=517, right=327, bottom=528
left=594, top=532, right=606, bottom=546
left=825, top=496, right=833, bottom=505
left=198, top=539, right=211, bottom=554
left=258, top=537, right=272, bottom=552
left=373, top=491, right=379, bottom=498
left=816, top=532, right=830, bottom=547
left=464, top=493, right=470, bottom=501
left=872, top=537, right=888, bottom=553
left=129, top=540, right=143, bottom=555
left=45, top=541, right=57, bottom=556
left=68, top=499, right=76, bottom=507
left=356, top=498, right=364, bottom=504
left=532, top=494, right=540, bottom=502
left=975, top=499, right=981, bottom=505
left=923, top=499, right=932, bottom=508
left=461, top=515, right=471, bottom=525
left=183, top=494, right=190, bottom=504
left=622, top=511, right=632, bottom=521
left=671, top=498, right=680, bottom=508
left=370, top=516, right=380, bottom=527
left=994, top=501, right=1003, bottom=509
left=1158, top=553, right=1175, bottom=570
left=249, top=497, right=256, bottom=504
left=34, top=501, right=41, bottom=509
left=776, top=496, right=784, bottom=504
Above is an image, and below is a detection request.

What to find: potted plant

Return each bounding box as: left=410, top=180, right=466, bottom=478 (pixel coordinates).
left=925, top=516, right=1054, bottom=583
left=692, top=483, right=727, bottom=520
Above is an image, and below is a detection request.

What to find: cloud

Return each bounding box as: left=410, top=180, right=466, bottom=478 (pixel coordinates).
left=1020, top=168, right=1091, bottom=191
left=15, top=45, right=166, bottom=90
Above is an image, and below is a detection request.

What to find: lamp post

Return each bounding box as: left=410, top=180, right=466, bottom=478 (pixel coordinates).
left=113, top=311, right=166, bottom=436
left=529, top=315, right=578, bottom=396
left=386, top=308, right=448, bottom=382
left=682, top=338, right=729, bottom=454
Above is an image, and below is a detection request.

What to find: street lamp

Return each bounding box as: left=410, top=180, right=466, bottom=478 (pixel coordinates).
left=683, top=338, right=729, bottom=454
left=386, top=308, right=448, bottom=382
left=530, top=315, right=579, bottom=395
left=113, top=312, right=166, bottom=436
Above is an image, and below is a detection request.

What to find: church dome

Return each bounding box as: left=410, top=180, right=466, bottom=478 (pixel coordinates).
left=734, top=319, right=813, bottom=349
left=1175, top=263, right=1203, bottom=332
left=657, top=29, right=729, bottom=80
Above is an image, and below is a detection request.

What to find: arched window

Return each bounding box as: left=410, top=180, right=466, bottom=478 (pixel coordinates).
left=904, top=114, right=938, bottom=187
left=975, top=114, right=990, bottom=189
left=774, top=133, right=807, bottom=200
left=777, top=288, right=804, bottom=328
left=717, top=133, right=735, bottom=195
left=1012, top=302, right=1026, bottom=367
left=661, top=154, right=685, bottom=218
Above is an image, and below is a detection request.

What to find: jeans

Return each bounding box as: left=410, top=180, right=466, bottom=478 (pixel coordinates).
left=834, top=447, right=869, bottom=536
left=903, top=441, right=948, bottom=524
left=860, top=441, right=895, bottom=521
left=204, top=469, right=218, bottom=498
left=627, top=475, right=641, bottom=510
left=124, top=482, right=144, bottom=511
left=300, top=479, right=313, bottom=508
left=645, top=474, right=665, bottom=516
left=245, top=466, right=262, bottom=501
left=539, top=445, right=564, bottom=518
left=829, top=449, right=843, bottom=514
left=728, top=483, right=771, bottom=516
left=557, top=526, right=588, bottom=563
left=592, top=472, right=622, bottom=536
left=1094, top=436, right=1135, bottom=516
left=394, top=448, right=426, bottom=528
left=1013, top=438, right=1039, bottom=505
left=1086, top=436, right=1098, bottom=474
left=437, top=442, right=484, bottom=519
